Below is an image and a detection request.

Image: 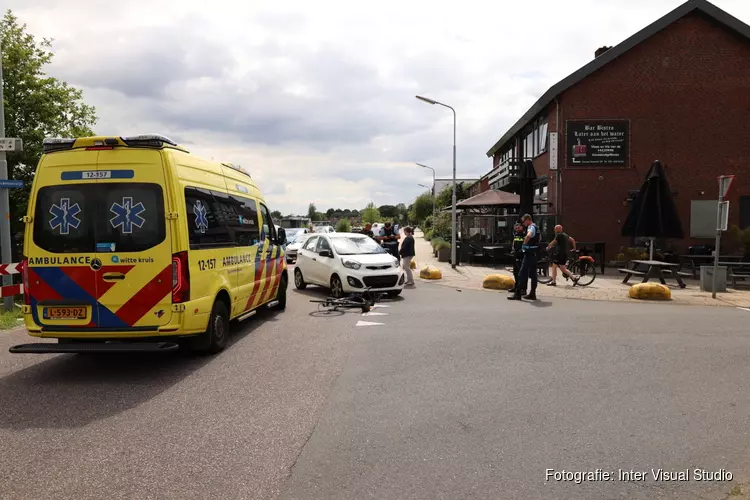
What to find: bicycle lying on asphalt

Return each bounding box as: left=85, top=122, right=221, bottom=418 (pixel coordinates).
left=310, top=287, right=386, bottom=313
left=536, top=249, right=597, bottom=286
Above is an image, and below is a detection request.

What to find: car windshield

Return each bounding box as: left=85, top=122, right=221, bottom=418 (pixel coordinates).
left=332, top=236, right=386, bottom=255
left=290, top=233, right=310, bottom=245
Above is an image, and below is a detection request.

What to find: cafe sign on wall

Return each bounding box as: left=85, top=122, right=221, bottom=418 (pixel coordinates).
left=566, top=119, right=629, bottom=167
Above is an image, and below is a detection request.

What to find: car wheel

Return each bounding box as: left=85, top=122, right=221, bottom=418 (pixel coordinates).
left=330, top=274, right=344, bottom=298
left=294, top=267, right=307, bottom=289
left=276, top=274, right=288, bottom=310
left=387, top=290, right=402, bottom=298
left=191, top=299, right=229, bottom=354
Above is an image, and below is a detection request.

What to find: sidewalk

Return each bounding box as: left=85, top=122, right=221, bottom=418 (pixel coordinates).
left=410, top=230, right=750, bottom=308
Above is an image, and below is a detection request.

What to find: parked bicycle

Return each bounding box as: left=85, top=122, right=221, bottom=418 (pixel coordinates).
left=537, top=249, right=597, bottom=287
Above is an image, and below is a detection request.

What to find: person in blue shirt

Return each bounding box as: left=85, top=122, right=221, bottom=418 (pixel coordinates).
left=509, top=214, right=540, bottom=301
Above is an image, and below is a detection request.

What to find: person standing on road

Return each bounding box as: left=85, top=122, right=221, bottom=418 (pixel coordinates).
left=546, top=224, right=578, bottom=286
left=399, top=226, right=416, bottom=287
left=508, top=223, right=527, bottom=295
left=508, top=214, right=539, bottom=301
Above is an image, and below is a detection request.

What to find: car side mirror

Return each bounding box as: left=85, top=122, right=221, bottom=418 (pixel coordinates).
left=319, top=249, right=333, bottom=258
left=277, top=227, right=287, bottom=245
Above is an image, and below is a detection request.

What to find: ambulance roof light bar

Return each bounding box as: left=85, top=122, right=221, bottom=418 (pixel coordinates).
left=121, top=134, right=179, bottom=148
left=42, top=137, right=76, bottom=153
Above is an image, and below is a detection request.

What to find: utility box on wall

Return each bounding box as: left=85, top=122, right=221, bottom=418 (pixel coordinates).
left=700, top=265, right=727, bottom=292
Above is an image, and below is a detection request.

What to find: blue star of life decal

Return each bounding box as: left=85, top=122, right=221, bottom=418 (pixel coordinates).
left=193, top=200, right=209, bottom=233
left=49, top=198, right=82, bottom=235
left=110, top=197, right=146, bottom=234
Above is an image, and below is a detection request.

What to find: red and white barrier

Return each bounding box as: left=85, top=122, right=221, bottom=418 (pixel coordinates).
left=0, top=262, right=24, bottom=297
left=0, top=263, right=20, bottom=275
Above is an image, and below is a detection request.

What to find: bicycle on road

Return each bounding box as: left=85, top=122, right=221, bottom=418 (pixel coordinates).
left=537, top=249, right=597, bottom=287
left=310, top=287, right=385, bottom=313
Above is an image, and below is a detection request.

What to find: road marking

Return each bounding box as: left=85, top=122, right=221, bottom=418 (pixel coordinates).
left=738, top=307, right=750, bottom=312
left=372, top=304, right=390, bottom=309
left=356, top=320, right=384, bottom=327
left=362, top=312, right=388, bottom=317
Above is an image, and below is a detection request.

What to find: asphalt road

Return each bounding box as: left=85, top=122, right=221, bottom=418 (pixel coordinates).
left=2, top=279, right=750, bottom=500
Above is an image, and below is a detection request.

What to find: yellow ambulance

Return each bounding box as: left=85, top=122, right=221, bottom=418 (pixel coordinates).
left=11, top=134, right=288, bottom=355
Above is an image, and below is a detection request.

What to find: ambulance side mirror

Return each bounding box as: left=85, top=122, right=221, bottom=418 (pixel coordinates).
left=277, top=227, right=287, bottom=245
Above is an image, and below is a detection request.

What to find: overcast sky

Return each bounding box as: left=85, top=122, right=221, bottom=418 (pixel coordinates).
left=5, top=0, right=750, bottom=215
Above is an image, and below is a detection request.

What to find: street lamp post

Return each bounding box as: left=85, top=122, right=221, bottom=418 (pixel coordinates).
left=416, top=95, right=457, bottom=268
left=416, top=163, right=437, bottom=216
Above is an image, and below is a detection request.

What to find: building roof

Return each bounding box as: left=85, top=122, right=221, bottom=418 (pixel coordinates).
left=456, top=189, right=549, bottom=208
left=485, top=0, right=750, bottom=158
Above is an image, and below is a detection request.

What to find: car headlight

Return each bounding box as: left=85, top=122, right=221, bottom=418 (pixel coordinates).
left=342, top=259, right=361, bottom=270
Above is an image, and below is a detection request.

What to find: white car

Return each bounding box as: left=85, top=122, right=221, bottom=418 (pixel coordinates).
left=285, top=232, right=313, bottom=264
left=294, top=232, right=405, bottom=298
left=314, top=225, right=335, bottom=233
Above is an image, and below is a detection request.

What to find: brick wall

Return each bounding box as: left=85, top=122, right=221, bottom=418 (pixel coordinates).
left=549, top=12, right=750, bottom=259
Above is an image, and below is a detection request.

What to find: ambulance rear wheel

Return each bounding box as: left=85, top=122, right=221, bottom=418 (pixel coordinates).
left=192, top=300, right=229, bottom=354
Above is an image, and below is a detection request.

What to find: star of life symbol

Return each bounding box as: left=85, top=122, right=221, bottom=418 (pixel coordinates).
left=49, top=198, right=82, bottom=235
left=110, top=197, right=146, bottom=234
left=194, top=200, right=209, bottom=233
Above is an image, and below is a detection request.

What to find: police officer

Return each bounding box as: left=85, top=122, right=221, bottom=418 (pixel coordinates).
left=377, top=222, right=401, bottom=258
left=508, top=214, right=539, bottom=301
left=508, top=222, right=527, bottom=295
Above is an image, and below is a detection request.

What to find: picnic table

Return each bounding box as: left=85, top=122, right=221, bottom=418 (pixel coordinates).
left=720, top=261, right=750, bottom=288
left=679, top=254, right=743, bottom=278
left=619, top=260, right=688, bottom=288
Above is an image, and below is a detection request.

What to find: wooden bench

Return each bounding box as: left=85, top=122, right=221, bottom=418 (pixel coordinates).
left=661, top=269, right=693, bottom=278
left=618, top=268, right=646, bottom=276
left=730, top=273, right=750, bottom=288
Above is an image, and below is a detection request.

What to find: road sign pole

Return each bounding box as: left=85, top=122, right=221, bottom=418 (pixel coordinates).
left=0, top=45, right=14, bottom=312
left=712, top=175, right=734, bottom=299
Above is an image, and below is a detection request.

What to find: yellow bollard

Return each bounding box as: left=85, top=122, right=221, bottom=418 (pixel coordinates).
left=482, top=274, right=515, bottom=290
left=420, top=265, right=442, bottom=280
left=410, top=259, right=417, bottom=270
left=628, top=283, right=672, bottom=300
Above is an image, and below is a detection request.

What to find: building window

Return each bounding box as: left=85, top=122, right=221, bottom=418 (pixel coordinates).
left=524, top=130, right=534, bottom=159
left=741, top=196, right=750, bottom=229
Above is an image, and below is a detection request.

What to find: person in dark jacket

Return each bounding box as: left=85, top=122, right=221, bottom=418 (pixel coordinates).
left=508, top=223, right=527, bottom=295
left=399, top=226, right=416, bottom=286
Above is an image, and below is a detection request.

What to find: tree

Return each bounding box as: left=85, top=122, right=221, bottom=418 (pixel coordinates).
left=307, top=203, right=317, bottom=221
left=2, top=10, right=97, bottom=257
left=326, top=208, right=335, bottom=218
left=409, top=192, right=434, bottom=225
left=378, top=205, right=398, bottom=219
left=436, top=182, right=470, bottom=210
left=271, top=210, right=283, bottom=220
left=335, top=218, right=351, bottom=232
left=361, top=202, right=381, bottom=224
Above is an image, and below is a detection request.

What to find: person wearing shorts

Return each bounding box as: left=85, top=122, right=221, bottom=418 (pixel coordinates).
left=546, top=224, right=578, bottom=286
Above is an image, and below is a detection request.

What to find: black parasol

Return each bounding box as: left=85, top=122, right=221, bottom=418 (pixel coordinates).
left=621, top=160, right=683, bottom=259
left=518, top=160, right=537, bottom=218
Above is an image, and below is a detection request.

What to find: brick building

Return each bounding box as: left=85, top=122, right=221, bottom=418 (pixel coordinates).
left=484, top=0, right=750, bottom=259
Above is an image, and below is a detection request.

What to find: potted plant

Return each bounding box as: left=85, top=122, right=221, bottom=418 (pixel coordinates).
left=609, top=253, right=627, bottom=268
left=435, top=240, right=451, bottom=262
left=431, top=237, right=446, bottom=257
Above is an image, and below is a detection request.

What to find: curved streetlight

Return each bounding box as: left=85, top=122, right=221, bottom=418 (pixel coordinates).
left=416, top=95, right=457, bottom=268
left=416, top=165, right=437, bottom=217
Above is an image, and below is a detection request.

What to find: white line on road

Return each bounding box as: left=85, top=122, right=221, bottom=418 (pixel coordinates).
left=372, top=305, right=390, bottom=309
left=738, top=307, right=750, bottom=312
left=362, top=312, right=388, bottom=317
left=356, top=320, right=384, bottom=327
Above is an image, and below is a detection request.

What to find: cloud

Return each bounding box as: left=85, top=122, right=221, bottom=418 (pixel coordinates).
left=6, top=0, right=749, bottom=215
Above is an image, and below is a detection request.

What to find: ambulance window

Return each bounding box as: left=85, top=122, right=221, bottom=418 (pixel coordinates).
left=33, top=185, right=94, bottom=253
left=184, top=187, right=233, bottom=249
left=259, top=203, right=277, bottom=242
left=97, top=183, right=166, bottom=253
left=227, top=195, right=261, bottom=247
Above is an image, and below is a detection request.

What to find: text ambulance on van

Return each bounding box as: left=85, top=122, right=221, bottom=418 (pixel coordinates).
left=10, top=134, right=288, bottom=355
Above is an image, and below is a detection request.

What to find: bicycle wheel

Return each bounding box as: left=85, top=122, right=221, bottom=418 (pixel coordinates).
left=570, top=260, right=596, bottom=286
left=537, top=261, right=553, bottom=284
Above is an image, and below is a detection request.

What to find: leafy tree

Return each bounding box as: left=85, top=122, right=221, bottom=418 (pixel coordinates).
left=435, top=182, right=470, bottom=210
left=1, top=10, right=97, bottom=257
left=409, top=192, right=434, bottom=225
left=361, top=202, right=381, bottom=224
left=378, top=205, right=398, bottom=219
left=335, top=218, right=351, bottom=232
left=307, top=203, right=317, bottom=221
left=325, top=208, right=335, bottom=218
left=271, top=210, right=283, bottom=220
left=432, top=212, right=452, bottom=239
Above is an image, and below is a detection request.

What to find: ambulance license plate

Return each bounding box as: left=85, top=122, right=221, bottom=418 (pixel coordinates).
left=43, top=307, right=87, bottom=320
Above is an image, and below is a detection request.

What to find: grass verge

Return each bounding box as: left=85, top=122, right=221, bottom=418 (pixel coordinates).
left=0, top=307, right=23, bottom=330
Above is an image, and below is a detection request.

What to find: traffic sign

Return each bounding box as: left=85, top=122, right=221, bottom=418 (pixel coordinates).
left=718, top=201, right=729, bottom=231
left=0, top=180, right=24, bottom=189
left=718, top=175, right=734, bottom=199
left=0, top=138, right=23, bottom=152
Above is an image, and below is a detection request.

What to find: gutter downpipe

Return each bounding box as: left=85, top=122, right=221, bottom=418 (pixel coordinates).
left=554, top=97, right=561, bottom=225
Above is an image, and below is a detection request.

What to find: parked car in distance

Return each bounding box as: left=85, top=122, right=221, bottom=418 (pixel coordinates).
left=294, top=232, right=405, bottom=298
left=285, top=232, right=313, bottom=264
left=314, top=225, right=335, bottom=233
